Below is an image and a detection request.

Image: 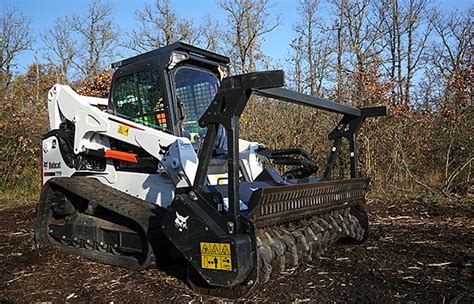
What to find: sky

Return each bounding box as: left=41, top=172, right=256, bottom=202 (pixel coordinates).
left=1, top=0, right=472, bottom=74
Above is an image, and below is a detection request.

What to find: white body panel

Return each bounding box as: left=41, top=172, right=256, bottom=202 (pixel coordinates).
left=42, top=136, right=76, bottom=183
left=43, top=84, right=264, bottom=208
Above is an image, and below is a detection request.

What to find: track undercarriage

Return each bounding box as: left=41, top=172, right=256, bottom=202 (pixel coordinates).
left=36, top=177, right=163, bottom=270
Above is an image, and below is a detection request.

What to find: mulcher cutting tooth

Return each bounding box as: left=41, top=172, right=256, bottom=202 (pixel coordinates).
left=330, top=216, right=343, bottom=233
left=339, top=214, right=351, bottom=235
left=268, top=230, right=287, bottom=271
left=257, top=239, right=274, bottom=283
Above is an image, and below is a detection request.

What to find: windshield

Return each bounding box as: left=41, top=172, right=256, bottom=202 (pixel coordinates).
left=174, top=67, right=219, bottom=142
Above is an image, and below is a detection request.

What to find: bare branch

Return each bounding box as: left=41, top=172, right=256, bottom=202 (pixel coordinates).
left=220, top=0, right=281, bottom=73
left=69, top=0, right=118, bottom=79
left=0, top=8, right=33, bottom=90
left=126, top=0, right=199, bottom=53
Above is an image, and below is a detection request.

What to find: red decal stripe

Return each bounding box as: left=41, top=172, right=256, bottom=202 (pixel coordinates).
left=104, top=150, right=138, bottom=163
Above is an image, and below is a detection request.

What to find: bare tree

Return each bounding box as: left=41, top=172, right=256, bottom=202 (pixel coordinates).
left=381, top=0, right=431, bottom=105
left=294, top=0, right=335, bottom=96
left=294, top=0, right=319, bottom=95
left=0, top=8, right=32, bottom=91
left=381, top=0, right=402, bottom=104
left=220, top=0, right=281, bottom=73
left=342, top=0, right=387, bottom=105
left=334, top=0, right=346, bottom=101
left=41, top=17, right=77, bottom=83
left=429, top=7, right=473, bottom=104
left=288, top=36, right=305, bottom=93
left=69, top=0, right=118, bottom=79
left=404, top=0, right=431, bottom=104
left=199, top=15, right=223, bottom=53
left=127, top=0, right=198, bottom=53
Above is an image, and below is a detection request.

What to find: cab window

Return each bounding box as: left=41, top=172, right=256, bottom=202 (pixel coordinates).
left=111, top=68, right=167, bottom=130
left=174, top=67, right=219, bottom=141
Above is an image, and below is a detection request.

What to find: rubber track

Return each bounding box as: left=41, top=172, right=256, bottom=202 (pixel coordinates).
left=36, top=176, right=159, bottom=270
left=255, top=207, right=366, bottom=284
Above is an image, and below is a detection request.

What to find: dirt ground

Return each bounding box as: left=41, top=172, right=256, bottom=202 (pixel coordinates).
left=1, top=196, right=472, bottom=303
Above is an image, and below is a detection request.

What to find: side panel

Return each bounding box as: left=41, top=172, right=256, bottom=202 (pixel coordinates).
left=42, top=135, right=76, bottom=183
left=46, top=84, right=200, bottom=189
left=93, top=171, right=176, bottom=208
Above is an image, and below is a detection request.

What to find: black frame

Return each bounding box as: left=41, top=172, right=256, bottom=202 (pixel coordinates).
left=109, top=59, right=175, bottom=132
left=109, top=44, right=386, bottom=235
left=109, top=42, right=230, bottom=136
left=192, top=70, right=386, bottom=231
left=109, top=62, right=170, bottom=131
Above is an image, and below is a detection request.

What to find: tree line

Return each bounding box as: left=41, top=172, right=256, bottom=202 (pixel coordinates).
left=0, top=0, right=472, bottom=197
left=2, top=0, right=472, bottom=106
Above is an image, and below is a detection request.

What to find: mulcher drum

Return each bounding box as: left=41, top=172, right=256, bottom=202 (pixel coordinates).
left=251, top=178, right=370, bottom=284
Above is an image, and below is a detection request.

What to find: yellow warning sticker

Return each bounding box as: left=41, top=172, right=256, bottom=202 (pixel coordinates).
left=117, top=124, right=129, bottom=136
left=200, top=242, right=232, bottom=271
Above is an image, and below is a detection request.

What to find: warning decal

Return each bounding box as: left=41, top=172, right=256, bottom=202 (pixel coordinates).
left=117, top=124, right=129, bottom=136
left=200, top=242, right=232, bottom=271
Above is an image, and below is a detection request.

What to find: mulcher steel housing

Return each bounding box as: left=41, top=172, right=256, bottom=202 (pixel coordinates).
left=36, top=42, right=386, bottom=298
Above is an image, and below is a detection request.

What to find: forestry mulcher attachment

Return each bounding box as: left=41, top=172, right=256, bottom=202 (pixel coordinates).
left=36, top=42, right=386, bottom=297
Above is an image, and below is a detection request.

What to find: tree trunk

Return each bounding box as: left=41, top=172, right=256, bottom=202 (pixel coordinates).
left=336, top=0, right=344, bottom=101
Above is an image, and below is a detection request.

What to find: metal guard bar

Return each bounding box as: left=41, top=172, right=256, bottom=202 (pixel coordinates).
left=254, top=87, right=361, bottom=117
left=248, top=178, right=370, bottom=228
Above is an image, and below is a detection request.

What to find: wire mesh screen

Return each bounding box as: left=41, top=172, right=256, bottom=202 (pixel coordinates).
left=175, top=67, right=219, bottom=137
left=112, top=68, right=167, bottom=130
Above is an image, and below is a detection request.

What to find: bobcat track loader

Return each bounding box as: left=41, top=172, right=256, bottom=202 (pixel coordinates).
left=36, top=42, right=386, bottom=298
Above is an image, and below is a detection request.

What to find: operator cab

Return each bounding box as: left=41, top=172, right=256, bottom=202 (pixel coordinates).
left=108, top=42, right=230, bottom=146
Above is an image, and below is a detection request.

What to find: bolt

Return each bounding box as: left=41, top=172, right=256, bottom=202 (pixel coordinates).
left=114, top=244, right=118, bottom=248
left=188, top=191, right=198, bottom=201
left=73, top=237, right=78, bottom=241
left=100, top=242, right=104, bottom=246
left=49, top=230, right=53, bottom=233
left=62, top=235, right=66, bottom=239
left=161, top=225, right=165, bottom=229
left=86, top=239, right=90, bottom=243
left=247, top=279, right=254, bottom=286
left=204, top=226, right=209, bottom=231
left=233, top=268, right=237, bottom=273
left=226, top=221, right=235, bottom=234
left=189, top=256, right=193, bottom=261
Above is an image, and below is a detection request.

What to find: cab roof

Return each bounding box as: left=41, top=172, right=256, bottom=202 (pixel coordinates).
left=111, top=42, right=230, bottom=69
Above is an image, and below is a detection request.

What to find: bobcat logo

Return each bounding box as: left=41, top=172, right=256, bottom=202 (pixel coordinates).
left=174, top=212, right=189, bottom=232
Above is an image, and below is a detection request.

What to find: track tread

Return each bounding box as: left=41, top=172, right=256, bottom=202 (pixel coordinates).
left=36, top=176, right=161, bottom=270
